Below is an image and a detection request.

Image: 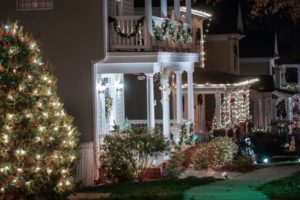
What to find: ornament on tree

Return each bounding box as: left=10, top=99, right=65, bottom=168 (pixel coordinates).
left=0, top=21, right=79, bottom=199
left=0, top=64, right=5, bottom=73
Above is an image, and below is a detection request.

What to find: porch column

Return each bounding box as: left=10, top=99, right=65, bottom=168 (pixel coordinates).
left=215, top=93, right=222, bottom=125
left=174, top=0, right=180, bottom=20
left=176, top=71, right=183, bottom=124
left=200, top=22, right=205, bottom=68
left=187, top=68, right=195, bottom=121
left=185, top=0, right=192, bottom=24
left=258, top=99, right=263, bottom=128
left=146, top=73, right=155, bottom=129
left=99, top=88, right=106, bottom=135
left=161, top=76, right=170, bottom=139
left=160, top=0, right=168, bottom=18
left=145, top=0, right=153, bottom=48
left=287, top=97, right=293, bottom=134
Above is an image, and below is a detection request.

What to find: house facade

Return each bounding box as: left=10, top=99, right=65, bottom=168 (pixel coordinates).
left=92, top=0, right=211, bottom=184
left=272, top=64, right=300, bottom=136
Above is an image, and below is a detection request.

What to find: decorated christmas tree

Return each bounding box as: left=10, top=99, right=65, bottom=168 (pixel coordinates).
left=0, top=22, right=79, bottom=199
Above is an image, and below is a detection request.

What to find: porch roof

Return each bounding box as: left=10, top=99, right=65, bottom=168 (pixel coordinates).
left=182, top=68, right=275, bottom=92
left=95, top=52, right=199, bottom=74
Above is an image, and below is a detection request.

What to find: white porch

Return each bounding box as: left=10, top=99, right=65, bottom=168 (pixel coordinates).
left=93, top=51, right=198, bottom=138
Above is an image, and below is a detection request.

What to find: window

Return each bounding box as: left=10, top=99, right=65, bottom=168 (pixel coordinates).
left=285, top=68, right=298, bottom=83
left=17, top=0, right=53, bottom=10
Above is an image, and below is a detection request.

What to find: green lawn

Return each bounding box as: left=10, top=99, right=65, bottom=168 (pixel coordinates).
left=77, top=178, right=218, bottom=200
left=259, top=170, right=300, bottom=200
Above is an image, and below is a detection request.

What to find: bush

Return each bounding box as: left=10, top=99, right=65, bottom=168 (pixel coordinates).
left=100, top=132, right=136, bottom=182
left=225, top=154, right=255, bottom=172
left=192, top=137, right=238, bottom=170
left=211, top=137, right=238, bottom=165
left=100, top=127, right=169, bottom=182
left=165, top=150, right=185, bottom=179
left=192, top=143, right=221, bottom=170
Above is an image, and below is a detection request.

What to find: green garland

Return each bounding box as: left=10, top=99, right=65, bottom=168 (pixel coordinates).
left=105, top=94, right=113, bottom=116
left=109, top=16, right=144, bottom=38
left=152, top=18, right=192, bottom=44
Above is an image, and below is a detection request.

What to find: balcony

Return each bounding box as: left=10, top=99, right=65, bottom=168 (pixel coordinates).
left=108, top=15, right=201, bottom=53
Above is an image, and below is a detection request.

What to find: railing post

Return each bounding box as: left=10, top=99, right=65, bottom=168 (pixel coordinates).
left=145, top=0, right=153, bottom=50
left=186, top=0, right=192, bottom=25
left=161, top=0, right=168, bottom=18
left=174, top=0, right=180, bottom=20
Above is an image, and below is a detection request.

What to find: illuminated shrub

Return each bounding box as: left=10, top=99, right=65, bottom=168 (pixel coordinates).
left=211, top=136, right=238, bottom=165
left=192, top=137, right=238, bottom=170
left=192, top=143, right=221, bottom=170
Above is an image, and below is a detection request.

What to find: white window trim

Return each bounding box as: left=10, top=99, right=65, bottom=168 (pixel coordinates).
left=16, top=0, right=53, bottom=11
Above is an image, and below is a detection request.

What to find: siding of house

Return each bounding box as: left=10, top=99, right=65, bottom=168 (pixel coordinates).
left=240, top=62, right=270, bottom=75
left=0, top=0, right=104, bottom=143
left=123, top=0, right=134, bottom=16
left=205, top=40, right=233, bottom=73
left=109, top=0, right=134, bottom=16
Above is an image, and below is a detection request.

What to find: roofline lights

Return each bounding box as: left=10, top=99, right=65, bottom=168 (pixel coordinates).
left=180, top=7, right=212, bottom=18
left=183, top=78, right=259, bottom=88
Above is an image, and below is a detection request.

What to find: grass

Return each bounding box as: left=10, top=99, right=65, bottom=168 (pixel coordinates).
left=77, top=178, right=218, bottom=200
left=259, top=170, right=300, bottom=200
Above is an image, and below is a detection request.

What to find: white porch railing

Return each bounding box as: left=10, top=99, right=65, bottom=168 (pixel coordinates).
left=109, top=16, right=197, bottom=52
left=109, top=16, right=148, bottom=51
left=128, top=119, right=177, bottom=126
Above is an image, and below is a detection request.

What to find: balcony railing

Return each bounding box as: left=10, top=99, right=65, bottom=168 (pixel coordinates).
left=109, top=16, right=200, bottom=53
left=109, top=16, right=148, bottom=50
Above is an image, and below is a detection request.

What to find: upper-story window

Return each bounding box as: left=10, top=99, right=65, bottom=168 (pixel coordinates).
left=17, top=0, right=53, bottom=10
left=285, top=68, right=298, bottom=83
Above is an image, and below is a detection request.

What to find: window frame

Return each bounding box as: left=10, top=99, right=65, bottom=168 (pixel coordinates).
left=16, top=0, right=53, bottom=11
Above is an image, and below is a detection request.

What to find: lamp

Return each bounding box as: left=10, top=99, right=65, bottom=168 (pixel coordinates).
left=96, top=83, right=106, bottom=93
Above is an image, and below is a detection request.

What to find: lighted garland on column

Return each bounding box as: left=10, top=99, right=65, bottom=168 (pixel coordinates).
left=105, top=94, right=113, bottom=117
left=108, top=16, right=144, bottom=38
left=152, top=18, right=193, bottom=44
left=157, top=65, right=174, bottom=101
left=213, top=86, right=252, bottom=131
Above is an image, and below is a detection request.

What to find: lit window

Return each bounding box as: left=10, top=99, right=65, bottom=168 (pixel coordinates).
left=17, top=0, right=53, bottom=10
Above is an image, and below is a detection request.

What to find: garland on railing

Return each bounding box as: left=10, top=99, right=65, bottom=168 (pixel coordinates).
left=108, top=16, right=144, bottom=39
left=152, top=18, right=192, bottom=44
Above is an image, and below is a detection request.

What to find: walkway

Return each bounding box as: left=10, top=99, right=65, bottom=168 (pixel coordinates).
left=184, top=165, right=300, bottom=200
